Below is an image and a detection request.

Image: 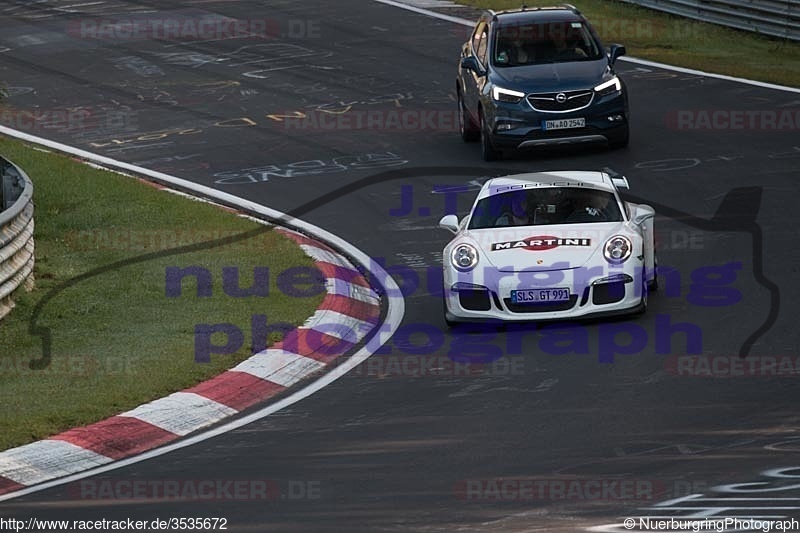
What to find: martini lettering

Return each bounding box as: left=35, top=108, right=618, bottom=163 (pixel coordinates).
left=491, top=237, right=592, bottom=251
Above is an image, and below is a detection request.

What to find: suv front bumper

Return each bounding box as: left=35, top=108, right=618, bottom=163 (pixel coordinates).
left=487, top=93, right=628, bottom=150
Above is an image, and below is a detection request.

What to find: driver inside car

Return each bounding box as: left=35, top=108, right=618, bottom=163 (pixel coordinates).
left=495, top=192, right=532, bottom=226
left=568, top=189, right=612, bottom=221
left=496, top=38, right=532, bottom=66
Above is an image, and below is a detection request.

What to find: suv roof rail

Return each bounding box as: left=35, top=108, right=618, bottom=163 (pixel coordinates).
left=494, top=4, right=582, bottom=16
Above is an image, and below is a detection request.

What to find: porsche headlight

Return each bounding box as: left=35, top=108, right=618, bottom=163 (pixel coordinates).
left=594, top=76, right=621, bottom=98
left=603, top=235, right=632, bottom=264
left=492, top=86, right=525, bottom=104
left=451, top=243, right=479, bottom=271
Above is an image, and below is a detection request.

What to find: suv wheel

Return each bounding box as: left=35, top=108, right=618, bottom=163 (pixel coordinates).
left=479, top=110, right=500, bottom=161
left=458, top=90, right=479, bottom=142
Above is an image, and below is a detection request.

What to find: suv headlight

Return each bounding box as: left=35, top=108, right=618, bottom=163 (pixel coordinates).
left=594, top=76, right=621, bottom=98
left=603, top=235, right=632, bottom=264
left=492, top=86, right=525, bottom=104
left=451, top=243, right=479, bottom=271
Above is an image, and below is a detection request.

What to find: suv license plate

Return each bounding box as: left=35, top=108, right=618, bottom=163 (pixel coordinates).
left=542, top=118, right=585, bottom=131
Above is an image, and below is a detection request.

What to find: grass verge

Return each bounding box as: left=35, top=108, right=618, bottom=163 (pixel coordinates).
left=456, top=0, right=800, bottom=87
left=0, top=135, right=325, bottom=451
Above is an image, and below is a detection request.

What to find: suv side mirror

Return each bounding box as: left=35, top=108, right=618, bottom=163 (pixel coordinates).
left=460, top=56, right=483, bottom=75
left=439, top=214, right=460, bottom=233
left=608, top=44, right=626, bottom=65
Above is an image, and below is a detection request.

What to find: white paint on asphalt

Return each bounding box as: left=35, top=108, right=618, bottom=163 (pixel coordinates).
left=371, top=0, right=473, bottom=25
left=587, top=466, right=800, bottom=530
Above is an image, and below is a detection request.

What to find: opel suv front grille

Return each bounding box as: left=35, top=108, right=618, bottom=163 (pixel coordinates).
left=527, top=90, right=593, bottom=112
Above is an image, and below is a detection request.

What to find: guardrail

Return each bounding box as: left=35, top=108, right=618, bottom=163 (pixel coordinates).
left=0, top=157, right=35, bottom=321
left=620, top=0, right=800, bottom=41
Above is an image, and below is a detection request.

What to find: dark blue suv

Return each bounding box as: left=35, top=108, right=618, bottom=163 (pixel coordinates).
left=456, top=5, right=629, bottom=160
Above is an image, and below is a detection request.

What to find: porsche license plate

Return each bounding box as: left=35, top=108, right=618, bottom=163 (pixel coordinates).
left=542, top=118, right=585, bottom=131
left=511, top=288, right=570, bottom=303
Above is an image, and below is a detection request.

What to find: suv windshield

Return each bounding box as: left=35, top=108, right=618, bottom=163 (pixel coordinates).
left=467, top=188, right=623, bottom=229
left=493, top=21, right=603, bottom=66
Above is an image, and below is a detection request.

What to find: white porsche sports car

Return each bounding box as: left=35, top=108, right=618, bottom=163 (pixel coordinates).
left=439, top=170, right=657, bottom=325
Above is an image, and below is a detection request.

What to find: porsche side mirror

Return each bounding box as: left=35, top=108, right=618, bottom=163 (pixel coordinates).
left=631, top=205, right=655, bottom=225
left=439, top=214, right=460, bottom=233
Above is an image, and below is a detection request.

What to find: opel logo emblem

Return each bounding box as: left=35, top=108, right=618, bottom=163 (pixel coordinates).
left=555, top=92, right=567, bottom=103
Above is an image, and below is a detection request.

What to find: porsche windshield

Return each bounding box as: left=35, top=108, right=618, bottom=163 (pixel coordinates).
left=493, top=21, right=604, bottom=66
left=467, top=188, right=623, bottom=229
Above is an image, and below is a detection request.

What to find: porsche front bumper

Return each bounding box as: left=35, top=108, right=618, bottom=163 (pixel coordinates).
left=443, top=265, right=646, bottom=323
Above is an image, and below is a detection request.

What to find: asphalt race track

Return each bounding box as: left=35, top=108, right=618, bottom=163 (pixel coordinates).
left=1, top=0, right=799, bottom=530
